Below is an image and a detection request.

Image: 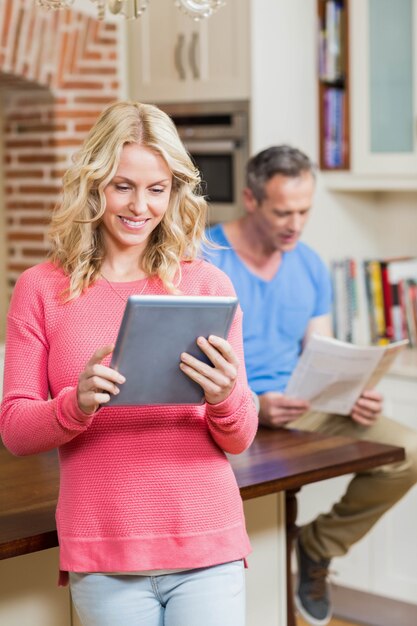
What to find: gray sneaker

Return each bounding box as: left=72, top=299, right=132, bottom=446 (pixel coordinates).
left=295, top=538, right=332, bottom=626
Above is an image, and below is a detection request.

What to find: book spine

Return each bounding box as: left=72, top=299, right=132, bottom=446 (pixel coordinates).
left=380, top=261, right=394, bottom=341
left=402, top=279, right=417, bottom=347
left=397, top=280, right=410, bottom=343
left=364, top=260, right=388, bottom=344
left=391, top=283, right=405, bottom=342
left=363, top=260, right=378, bottom=344
left=325, top=0, right=337, bottom=81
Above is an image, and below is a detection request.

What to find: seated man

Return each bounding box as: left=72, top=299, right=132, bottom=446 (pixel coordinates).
left=204, top=145, right=417, bottom=626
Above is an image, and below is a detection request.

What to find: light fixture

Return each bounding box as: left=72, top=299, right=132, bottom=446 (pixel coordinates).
left=36, top=0, right=226, bottom=20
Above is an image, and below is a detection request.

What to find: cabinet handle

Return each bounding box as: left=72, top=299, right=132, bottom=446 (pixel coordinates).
left=189, top=32, right=200, bottom=80
left=174, top=33, right=186, bottom=80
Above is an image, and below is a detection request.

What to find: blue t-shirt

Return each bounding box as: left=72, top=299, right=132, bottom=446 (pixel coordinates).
left=204, top=224, right=332, bottom=394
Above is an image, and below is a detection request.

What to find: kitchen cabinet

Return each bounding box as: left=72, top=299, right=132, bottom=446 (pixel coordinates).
left=126, top=0, right=250, bottom=103
left=0, top=549, right=71, bottom=626
left=320, top=0, right=417, bottom=190
left=350, top=0, right=417, bottom=176
left=370, top=373, right=417, bottom=604
left=297, top=353, right=417, bottom=611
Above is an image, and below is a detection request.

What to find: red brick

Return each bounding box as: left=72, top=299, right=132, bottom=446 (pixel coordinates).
left=18, top=185, right=60, bottom=194
left=78, top=66, right=117, bottom=75
left=7, top=170, right=44, bottom=179
left=8, top=232, right=45, bottom=241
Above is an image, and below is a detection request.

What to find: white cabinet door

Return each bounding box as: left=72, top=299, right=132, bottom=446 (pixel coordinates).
left=0, top=549, right=71, bottom=626
left=350, top=0, right=417, bottom=175
left=297, top=373, right=417, bottom=606
left=127, top=0, right=250, bottom=103
left=369, top=376, right=417, bottom=603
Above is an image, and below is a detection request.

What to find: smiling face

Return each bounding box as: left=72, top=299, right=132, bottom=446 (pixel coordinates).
left=101, top=143, right=173, bottom=259
left=244, top=171, right=315, bottom=253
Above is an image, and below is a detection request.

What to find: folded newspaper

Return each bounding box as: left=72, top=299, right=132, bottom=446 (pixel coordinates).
left=285, top=335, right=409, bottom=415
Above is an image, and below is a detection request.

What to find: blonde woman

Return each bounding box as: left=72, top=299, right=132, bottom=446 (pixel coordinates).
left=0, top=102, right=258, bottom=626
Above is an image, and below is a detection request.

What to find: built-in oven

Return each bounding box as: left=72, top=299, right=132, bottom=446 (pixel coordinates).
left=159, top=101, right=249, bottom=223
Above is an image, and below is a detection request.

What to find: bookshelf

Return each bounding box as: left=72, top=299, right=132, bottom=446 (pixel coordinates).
left=317, top=0, right=350, bottom=170
left=331, top=256, right=417, bottom=349
left=318, top=0, right=417, bottom=186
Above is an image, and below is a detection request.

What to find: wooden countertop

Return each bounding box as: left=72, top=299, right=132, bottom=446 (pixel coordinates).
left=0, top=428, right=404, bottom=560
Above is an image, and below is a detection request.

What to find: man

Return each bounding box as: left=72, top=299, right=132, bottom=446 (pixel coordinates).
left=204, top=145, right=417, bottom=626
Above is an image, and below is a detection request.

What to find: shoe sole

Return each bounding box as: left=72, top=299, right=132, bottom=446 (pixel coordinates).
left=294, top=592, right=331, bottom=626
left=294, top=541, right=332, bottom=626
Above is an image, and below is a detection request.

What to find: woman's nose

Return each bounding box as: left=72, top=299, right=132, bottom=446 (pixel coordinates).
left=129, top=192, right=147, bottom=215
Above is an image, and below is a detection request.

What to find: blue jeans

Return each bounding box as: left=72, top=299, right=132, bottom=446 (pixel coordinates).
left=70, top=560, right=245, bottom=626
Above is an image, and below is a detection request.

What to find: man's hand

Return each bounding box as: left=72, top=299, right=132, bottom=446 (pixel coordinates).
left=258, top=392, right=310, bottom=428
left=350, top=389, right=383, bottom=426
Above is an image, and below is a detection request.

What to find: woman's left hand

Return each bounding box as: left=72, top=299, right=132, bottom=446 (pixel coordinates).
left=180, top=335, right=239, bottom=405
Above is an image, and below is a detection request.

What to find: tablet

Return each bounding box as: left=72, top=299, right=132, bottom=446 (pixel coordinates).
left=107, top=295, right=238, bottom=406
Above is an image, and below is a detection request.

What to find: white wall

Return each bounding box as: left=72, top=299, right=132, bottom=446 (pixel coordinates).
left=250, top=0, right=317, bottom=157
left=375, top=193, right=417, bottom=257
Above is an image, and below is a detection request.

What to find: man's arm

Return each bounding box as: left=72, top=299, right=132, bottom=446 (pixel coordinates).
left=303, top=313, right=333, bottom=347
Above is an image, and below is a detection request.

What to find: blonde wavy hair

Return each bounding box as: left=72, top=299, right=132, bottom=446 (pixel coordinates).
left=48, top=101, right=208, bottom=299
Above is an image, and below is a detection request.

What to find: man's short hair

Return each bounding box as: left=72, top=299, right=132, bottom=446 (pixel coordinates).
left=246, top=145, right=316, bottom=203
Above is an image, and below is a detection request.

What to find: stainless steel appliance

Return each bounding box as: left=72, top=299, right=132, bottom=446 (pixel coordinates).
left=159, top=101, right=249, bottom=223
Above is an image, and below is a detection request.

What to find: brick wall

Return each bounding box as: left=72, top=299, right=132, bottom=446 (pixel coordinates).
left=1, top=0, right=121, bottom=293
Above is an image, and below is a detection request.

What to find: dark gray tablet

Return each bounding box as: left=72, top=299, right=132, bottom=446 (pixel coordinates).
left=107, top=295, right=238, bottom=406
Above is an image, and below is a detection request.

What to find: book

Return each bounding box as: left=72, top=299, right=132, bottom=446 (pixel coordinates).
left=285, top=334, right=409, bottom=416
left=391, top=283, right=406, bottom=342
left=331, top=258, right=358, bottom=343
left=380, top=260, right=394, bottom=340
left=364, top=259, right=393, bottom=344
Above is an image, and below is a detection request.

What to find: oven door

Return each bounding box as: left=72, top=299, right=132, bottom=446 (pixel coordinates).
left=184, top=139, right=246, bottom=224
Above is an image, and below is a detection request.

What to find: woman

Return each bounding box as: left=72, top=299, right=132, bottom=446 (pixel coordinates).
left=0, top=102, right=258, bottom=626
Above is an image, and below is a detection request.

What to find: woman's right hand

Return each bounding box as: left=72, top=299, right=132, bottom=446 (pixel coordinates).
left=77, top=344, right=125, bottom=415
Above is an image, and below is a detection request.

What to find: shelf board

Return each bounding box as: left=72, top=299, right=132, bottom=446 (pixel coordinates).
left=320, top=172, right=417, bottom=192
left=319, top=78, right=346, bottom=88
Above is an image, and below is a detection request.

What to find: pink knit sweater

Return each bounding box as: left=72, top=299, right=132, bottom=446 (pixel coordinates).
left=1, top=260, right=257, bottom=578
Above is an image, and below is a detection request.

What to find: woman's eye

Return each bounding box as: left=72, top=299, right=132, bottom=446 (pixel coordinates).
left=115, top=184, right=131, bottom=192
left=150, top=187, right=165, bottom=194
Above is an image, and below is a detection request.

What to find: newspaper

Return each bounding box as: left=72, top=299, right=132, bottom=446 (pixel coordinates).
left=285, top=334, right=409, bottom=415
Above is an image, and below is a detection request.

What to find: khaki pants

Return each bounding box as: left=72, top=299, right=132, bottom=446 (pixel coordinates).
left=288, top=411, right=417, bottom=562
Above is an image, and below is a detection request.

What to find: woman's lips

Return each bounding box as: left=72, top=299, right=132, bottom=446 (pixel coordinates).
left=118, top=215, right=148, bottom=230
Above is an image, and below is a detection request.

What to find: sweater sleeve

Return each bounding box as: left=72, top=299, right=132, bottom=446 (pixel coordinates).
left=205, top=304, right=258, bottom=455
left=0, top=276, right=94, bottom=456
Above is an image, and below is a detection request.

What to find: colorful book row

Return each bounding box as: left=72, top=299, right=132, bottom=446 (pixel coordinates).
left=322, top=87, right=347, bottom=168
left=318, top=0, right=345, bottom=82
left=363, top=258, right=417, bottom=346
